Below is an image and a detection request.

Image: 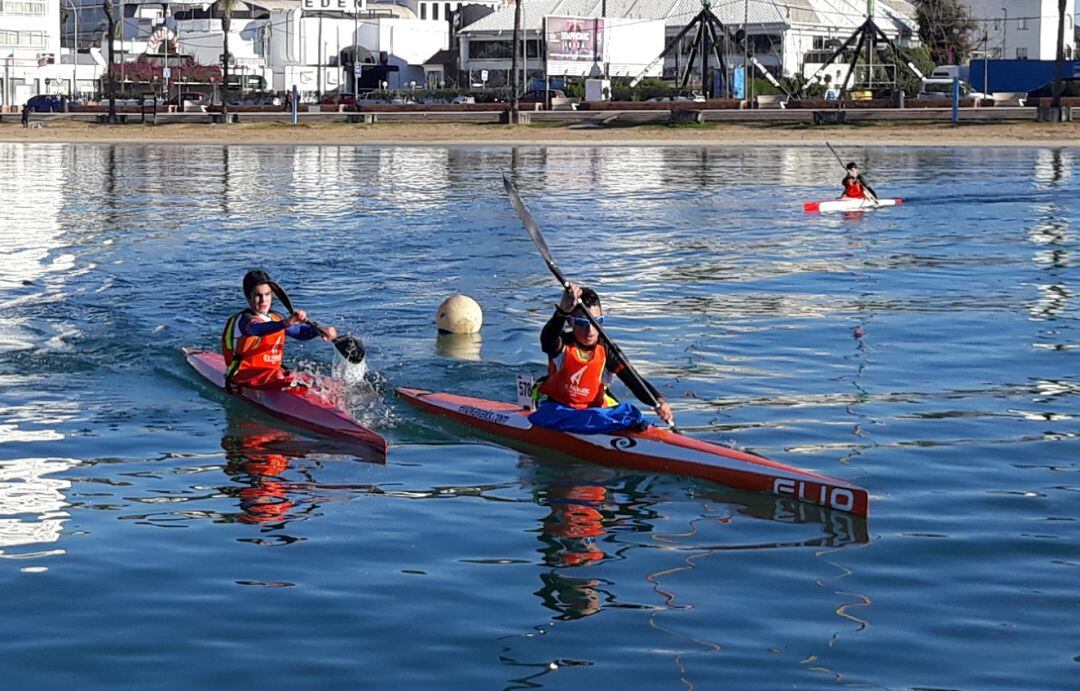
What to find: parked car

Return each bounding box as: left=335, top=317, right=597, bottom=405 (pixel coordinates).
left=450, top=95, right=476, bottom=104
left=25, top=94, right=63, bottom=112
left=1026, top=77, right=1080, bottom=100
left=917, top=78, right=986, bottom=100
left=166, top=92, right=209, bottom=107
left=518, top=89, right=565, bottom=108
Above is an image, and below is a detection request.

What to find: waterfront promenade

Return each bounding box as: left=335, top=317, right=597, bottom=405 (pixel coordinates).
left=2, top=119, right=1080, bottom=147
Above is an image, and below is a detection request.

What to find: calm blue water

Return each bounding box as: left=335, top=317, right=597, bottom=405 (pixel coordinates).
left=1, top=143, right=1077, bottom=689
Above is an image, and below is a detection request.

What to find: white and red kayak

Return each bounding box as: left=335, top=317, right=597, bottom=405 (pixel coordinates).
left=397, top=388, right=869, bottom=516
left=804, top=197, right=902, bottom=213
left=184, top=348, right=387, bottom=457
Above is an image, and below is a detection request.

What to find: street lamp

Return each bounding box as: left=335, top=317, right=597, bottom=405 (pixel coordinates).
left=64, top=0, right=78, bottom=98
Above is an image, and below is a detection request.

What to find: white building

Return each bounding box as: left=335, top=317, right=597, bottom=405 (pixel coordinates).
left=0, top=0, right=66, bottom=108
left=458, top=0, right=918, bottom=88
left=965, top=0, right=1075, bottom=61
left=59, top=0, right=456, bottom=97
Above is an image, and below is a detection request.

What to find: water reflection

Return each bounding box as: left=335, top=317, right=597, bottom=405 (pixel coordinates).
left=218, top=412, right=378, bottom=539
left=0, top=457, right=78, bottom=564
left=526, top=463, right=869, bottom=624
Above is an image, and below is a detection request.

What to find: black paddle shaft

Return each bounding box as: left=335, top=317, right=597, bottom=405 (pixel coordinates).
left=502, top=174, right=674, bottom=424
left=267, top=281, right=366, bottom=364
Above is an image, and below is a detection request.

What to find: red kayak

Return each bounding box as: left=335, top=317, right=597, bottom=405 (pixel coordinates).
left=184, top=348, right=387, bottom=458
left=397, top=388, right=869, bottom=516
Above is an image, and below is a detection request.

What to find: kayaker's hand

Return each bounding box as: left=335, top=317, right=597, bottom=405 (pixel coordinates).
left=654, top=399, right=673, bottom=424
left=284, top=310, right=307, bottom=327
left=559, top=284, right=582, bottom=313
left=320, top=325, right=338, bottom=341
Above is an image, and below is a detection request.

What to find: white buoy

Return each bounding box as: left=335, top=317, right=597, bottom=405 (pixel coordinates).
left=436, top=294, right=483, bottom=334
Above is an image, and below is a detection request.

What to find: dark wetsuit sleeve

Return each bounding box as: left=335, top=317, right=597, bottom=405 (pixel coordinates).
left=606, top=348, right=662, bottom=406
left=239, top=314, right=319, bottom=340
left=286, top=323, right=320, bottom=340
left=239, top=313, right=286, bottom=337
left=859, top=175, right=877, bottom=198
left=540, top=311, right=568, bottom=357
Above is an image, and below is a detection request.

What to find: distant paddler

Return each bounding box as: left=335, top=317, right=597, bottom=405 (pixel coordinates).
left=222, top=269, right=339, bottom=392
left=840, top=161, right=879, bottom=202
left=826, top=141, right=879, bottom=202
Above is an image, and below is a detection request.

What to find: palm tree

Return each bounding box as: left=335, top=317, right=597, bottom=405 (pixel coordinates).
left=510, top=0, right=522, bottom=118
left=103, top=0, right=117, bottom=122
left=1052, top=0, right=1067, bottom=111
left=217, top=0, right=242, bottom=121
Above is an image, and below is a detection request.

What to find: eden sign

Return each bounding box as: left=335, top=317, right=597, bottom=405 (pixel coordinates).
left=302, top=0, right=365, bottom=11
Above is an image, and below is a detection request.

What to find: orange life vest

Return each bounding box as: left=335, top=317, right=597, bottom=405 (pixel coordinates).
left=221, top=310, right=288, bottom=389
left=539, top=342, right=609, bottom=409
left=842, top=176, right=866, bottom=199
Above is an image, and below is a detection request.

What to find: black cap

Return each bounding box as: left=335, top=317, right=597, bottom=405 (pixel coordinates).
left=846, top=161, right=859, bottom=170
left=243, top=269, right=273, bottom=298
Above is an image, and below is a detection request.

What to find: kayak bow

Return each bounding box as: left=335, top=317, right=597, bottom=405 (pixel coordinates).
left=184, top=348, right=387, bottom=457
left=396, top=387, right=869, bottom=516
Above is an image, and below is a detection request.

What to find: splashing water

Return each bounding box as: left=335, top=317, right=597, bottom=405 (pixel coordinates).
left=331, top=352, right=368, bottom=385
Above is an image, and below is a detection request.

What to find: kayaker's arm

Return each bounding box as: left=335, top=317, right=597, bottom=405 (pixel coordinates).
left=285, top=323, right=321, bottom=340
left=859, top=175, right=878, bottom=199
left=540, top=310, right=569, bottom=357
left=607, top=353, right=664, bottom=409
left=239, top=313, right=320, bottom=340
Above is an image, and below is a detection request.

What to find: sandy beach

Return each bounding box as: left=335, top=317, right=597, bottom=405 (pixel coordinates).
left=2, top=119, right=1080, bottom=146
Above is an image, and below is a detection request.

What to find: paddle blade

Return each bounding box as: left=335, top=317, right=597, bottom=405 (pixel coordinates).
left=502, top=174, right=568, bottom=288
left=333, top=335, right=366, bottom=364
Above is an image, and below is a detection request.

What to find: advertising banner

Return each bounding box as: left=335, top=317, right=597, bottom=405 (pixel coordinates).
left=545, top=16, right=605, bottom=76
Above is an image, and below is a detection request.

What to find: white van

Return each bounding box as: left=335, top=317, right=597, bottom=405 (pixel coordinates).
left=918, top=78, right=986, bottom=100
left=930, top=65, right=961, bottom=80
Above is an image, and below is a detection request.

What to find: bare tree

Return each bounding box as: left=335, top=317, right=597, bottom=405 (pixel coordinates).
left=913, top=0, right=977, bottom=65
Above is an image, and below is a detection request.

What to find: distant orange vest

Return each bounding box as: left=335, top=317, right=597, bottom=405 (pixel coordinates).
left=842, top=176, right=866, bottom=198
left=539, top=342, right=608, bottom=409
left=221, top=310, right=287, bottom=389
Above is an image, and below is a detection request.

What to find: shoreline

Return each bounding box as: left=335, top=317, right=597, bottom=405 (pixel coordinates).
left=2, top=120, right=1080, bottom=147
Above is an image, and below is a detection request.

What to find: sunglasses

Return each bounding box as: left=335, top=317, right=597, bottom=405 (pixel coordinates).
left=571, top=315, right=604, bottom=328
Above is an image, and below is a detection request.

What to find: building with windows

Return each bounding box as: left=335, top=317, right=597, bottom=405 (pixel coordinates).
left=0, top=0, right=63, bottom=108
left=58, top=0, right=463, bottom=98
left=458, top=0, right=917, bottom=89
left=965, top=0, right=1075, bottom=61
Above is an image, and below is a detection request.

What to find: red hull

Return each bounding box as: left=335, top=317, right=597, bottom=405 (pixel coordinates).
left=184, top=348, right=387, bottom=458
left=396, top=388, right=868, bottom=516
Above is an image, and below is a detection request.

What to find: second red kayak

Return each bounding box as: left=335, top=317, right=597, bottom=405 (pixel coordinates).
left=184, top=348, right=387, bottom=457
left=397, top=387, right=869, bottom=516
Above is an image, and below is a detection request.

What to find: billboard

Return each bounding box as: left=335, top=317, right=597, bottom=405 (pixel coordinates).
left=544, top=16, right=664, bottom=78
left=545, top=16, right=605, bottom=77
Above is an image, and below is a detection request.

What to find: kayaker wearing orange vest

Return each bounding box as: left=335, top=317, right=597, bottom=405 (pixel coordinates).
left=530, top=283, right=673, bottom=433
left=221, top=269, right=337, bottom=391
left=841, top=162, right=877, bottom=200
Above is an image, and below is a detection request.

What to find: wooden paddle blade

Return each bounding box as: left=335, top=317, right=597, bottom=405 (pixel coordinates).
left=333, top=335, right=366, bottom=364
